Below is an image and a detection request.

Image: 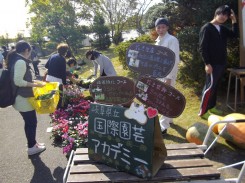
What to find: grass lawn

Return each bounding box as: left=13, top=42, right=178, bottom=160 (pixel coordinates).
left=76, top=45, right=245, bottom=180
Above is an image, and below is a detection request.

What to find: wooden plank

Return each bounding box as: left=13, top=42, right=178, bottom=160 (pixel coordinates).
left=70, top=164, right=118, bottom=174
left=73, top=148, right=204, bottom=165
left=67, top=167, right=220, bottom=183
left=162, top=159, right=213, bottom=169
left=166, top=148, right=204, bottom=159
left=70, top=159, right=214, bottom=174
left=67, top=145, right=220, bottom=183
left=73, top=154, right=92, bottom=165
left=166, top=143, right=198, bottom=150
left=75, top=148, right=88, bottom=155
left=74, top=143, right=199, bottom=155
left=155, top=167, right=220, bottom=181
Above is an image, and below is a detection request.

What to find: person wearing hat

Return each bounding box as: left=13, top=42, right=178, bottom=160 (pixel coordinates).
left=198, top=5, right=238, bottom=120
left=155, top=17, right=180, bottom=134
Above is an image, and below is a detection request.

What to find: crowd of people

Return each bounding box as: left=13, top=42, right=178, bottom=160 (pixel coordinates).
left=0, top=4, right=238, bottom=155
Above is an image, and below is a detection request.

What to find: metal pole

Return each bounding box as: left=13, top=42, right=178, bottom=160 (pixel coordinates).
left=239, top=0, right=245, bottom=102
left=239, top=0, right=245, bottom=66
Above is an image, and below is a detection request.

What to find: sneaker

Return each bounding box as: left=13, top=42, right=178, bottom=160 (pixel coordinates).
left=37, top=142, right=45, bottom=146
left=169, top=120, right=174, bottom=124
left=26, top=142, right=45, bottom=147
left=28, top=144, right=46, bottom=156
left=162, top=129, right=167, bottom=135
left=200, top=111, right=211, bottom=120
left=209, top=107, right=223, bottom=115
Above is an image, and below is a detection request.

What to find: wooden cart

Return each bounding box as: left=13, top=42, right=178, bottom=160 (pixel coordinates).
left=64, top=143, right=223, bottom=183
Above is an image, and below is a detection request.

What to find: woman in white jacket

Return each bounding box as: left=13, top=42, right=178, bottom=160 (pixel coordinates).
left=85, top=50, right=117, bottom=79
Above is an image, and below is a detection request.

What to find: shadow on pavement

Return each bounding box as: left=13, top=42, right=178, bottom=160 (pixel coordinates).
left=29, top=155, right=64, bottom=183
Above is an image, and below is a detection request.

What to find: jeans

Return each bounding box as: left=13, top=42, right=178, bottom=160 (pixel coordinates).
left=20, top=110, right=37, bottom=148
left=32, top=61, right=40, bottom=76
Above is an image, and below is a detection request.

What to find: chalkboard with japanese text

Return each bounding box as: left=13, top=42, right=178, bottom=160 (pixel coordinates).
left=88, top=103, right=167, bottom=178
left=89, top=76, right=135, bottom=105
left=135, top=76, right=186, bottom=118
left=126, top=42, right=175, bottom=78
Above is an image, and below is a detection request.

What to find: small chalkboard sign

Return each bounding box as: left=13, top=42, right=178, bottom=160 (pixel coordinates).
left=126, top=42, right=175, bottom=78
left=89, top=76, right=135, bottom=105
left=135, top=76, right=186, bottom=118
left=88, top=103, right=167, bottom=179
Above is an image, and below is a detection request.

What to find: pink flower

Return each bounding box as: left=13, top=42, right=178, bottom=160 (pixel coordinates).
left=79, top=128, right=88, bottom=137
left=62, top=133, right=68, bottom=139
left=68, top=137, right=75, bottom=143
left=63, top=144, right=73, bottom=154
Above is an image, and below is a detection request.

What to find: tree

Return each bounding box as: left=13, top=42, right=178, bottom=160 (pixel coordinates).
left=0, top=34, right=10, bottom=48
left=100, top=0, right=138, bottom=45
left=91, top=14, right=111, bottom=50
left=26, top=0, right=98, bottom=54
left=126, top=0, right=157, bottom=34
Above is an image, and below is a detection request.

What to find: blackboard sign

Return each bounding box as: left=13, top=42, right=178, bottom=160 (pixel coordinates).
left=89, top=76, right=135, bottom=105
left=126, top=42, right=175, bottom=78
left=88, top=103, right=167, bottom=178
left=135, top=76, right=186, bottom=118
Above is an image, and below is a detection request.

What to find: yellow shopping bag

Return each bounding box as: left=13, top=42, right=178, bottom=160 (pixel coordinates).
left=29, top=82, right=60, bottom=114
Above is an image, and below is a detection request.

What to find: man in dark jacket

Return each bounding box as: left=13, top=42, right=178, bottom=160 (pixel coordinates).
left=45, top=43, right=68, bottom=85
left=198, top=5, right=238, bottom=119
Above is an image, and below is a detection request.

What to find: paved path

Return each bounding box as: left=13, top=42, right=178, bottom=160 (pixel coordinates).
left=0, top=58, right=67, bottom=183
left=0, top=107, right=67, bottom=183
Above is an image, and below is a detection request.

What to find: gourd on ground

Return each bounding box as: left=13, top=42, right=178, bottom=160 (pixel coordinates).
left=208, top=114, right=223, bottom=134
left=217, top=113, right=245, bottom=149
left=186, top=122, right=215, bottom=146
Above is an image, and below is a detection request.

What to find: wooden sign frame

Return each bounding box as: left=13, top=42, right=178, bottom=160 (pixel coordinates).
left=126, top=42, right=175, bottom=78
left=89, top=76, right=135, bottom=105
left=135, top=76, right=186, bottom=118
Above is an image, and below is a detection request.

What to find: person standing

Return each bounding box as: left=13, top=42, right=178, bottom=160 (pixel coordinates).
left=198, top=5, right=238, bottom=120
left=155, top=17, right=180, bottom=134
left=0, top=51, right=3, bottom=69
left=30, top=45, right=40, bottom=76
left=1, top=46, right=8, bottom=60
left=6, top=40, right=46, bottom=156
left=45, top=43, right=69, bottom=85
left=45, top=43, right=69, bottom=109
left=85, top=50, right=117, bottom=79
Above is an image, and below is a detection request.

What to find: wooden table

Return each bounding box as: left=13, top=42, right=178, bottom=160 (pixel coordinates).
left=64, top=143, right=221, bottom=183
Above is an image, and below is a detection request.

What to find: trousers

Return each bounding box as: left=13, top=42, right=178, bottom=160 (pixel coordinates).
left=20, top=110, right=37, bottom=148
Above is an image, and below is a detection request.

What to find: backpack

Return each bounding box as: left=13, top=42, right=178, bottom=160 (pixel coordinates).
left=0, top=64, right=18, bottom=108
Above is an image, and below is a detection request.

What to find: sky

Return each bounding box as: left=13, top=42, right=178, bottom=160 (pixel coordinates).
left=0, top=0, right=163, bottom=39
left=0, top=0, right=30, bottom=38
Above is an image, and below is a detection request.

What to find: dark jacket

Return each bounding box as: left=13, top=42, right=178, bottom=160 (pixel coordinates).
left=199, top=22, right=238, bottom=66
left=2, top=50, right=8, bottom=59
left=11, top=55, right=34, bottom=98
left=45, top=53, right=67, bottom=84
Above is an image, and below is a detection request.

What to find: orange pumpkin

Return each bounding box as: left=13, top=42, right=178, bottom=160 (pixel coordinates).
left=208, top=114, right=223, bottom=134
left=186, top=122, right=215, bottom=145
left=218, top=113, right=245, bottom=149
